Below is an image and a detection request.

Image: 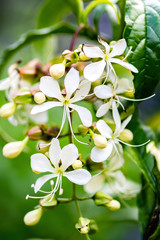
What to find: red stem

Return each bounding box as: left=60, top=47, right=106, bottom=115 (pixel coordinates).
left=69, top=24, right=84, bottom=51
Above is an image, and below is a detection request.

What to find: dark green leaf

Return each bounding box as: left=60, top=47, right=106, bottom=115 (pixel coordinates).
left=124, top=0, right=160, bottom=98
left=66, top=0, right=84, bottom=24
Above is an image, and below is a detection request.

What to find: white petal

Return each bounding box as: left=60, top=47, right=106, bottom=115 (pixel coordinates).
left=120, top=115, right=132, bottom=133
left=83, top=45, right=105, bottom=58
left=64, top=169, right=91, bottom=185
left=40, top=76, right=63, bottom=101
left=0, top=78, right=11, bottom=90
left=110, top=58, right=138, bottom=73
left=116, top=78, right=132, bottom=94
left=109, top=170, right=126, bottom=186
left=31, top=101, right=63, bottom=114
left=70, top=104, right=92, bottom=127
left=84, top=174, right=105, bottom=193
left=98, top=36, right=110, bottom=54
left=110, top=39, right=127, bottom=58
left=60, top=144, right=78, bottom=171
left=96, top=102, right=111, bottom=118
left=64, top=68, right=80, bottom=99
left=94, top=85, right=113, bottom=99
left=8, top=116, right=18, bottom=126
left=30, top=111, right=48, bottom=124
left=31, top=153, right=54, bottom=173
left=91, top=142, right=113, bottom=162
left=107, top=150, right=124, bottom=171
left=84, top=60, right=106, bottom=82
left=34, top=174, right=57, bottom=193
left=70, top=80, right=91, bottom=103
left=112, top=101, right=121, bottom=134
left=49, top=138, right=61, bottom=168
left=96, top=120, right=112, bottom=138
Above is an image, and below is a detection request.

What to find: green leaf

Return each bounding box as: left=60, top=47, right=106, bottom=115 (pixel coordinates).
left=0, top=23, right=97, bottom=73
left=124, top=0, right=160, bottom=98
left=149, top=212, right=160, bottom=240
left=66, top=0, right=84, bottom=24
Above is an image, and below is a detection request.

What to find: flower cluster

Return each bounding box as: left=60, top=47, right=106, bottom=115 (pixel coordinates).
left=0, top=37, right=153, bottom=237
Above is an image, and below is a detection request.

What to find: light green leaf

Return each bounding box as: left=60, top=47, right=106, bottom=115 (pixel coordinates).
left=124, top=0, right=160, bottom=98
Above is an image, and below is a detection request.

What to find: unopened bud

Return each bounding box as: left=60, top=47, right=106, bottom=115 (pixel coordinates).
left=88, top=219, right=98, bottom=235
left=49, top=63, right=65, bottom=79
left=24, top=208, right=42, bottom=226
left=0, top=102, right=16, bottom=118
left=94, top=191, right=112, bottom=206
left=93, top=134, right=107, bottom=149
left=118, top=129, right=133, bottom=142
left=80, top=226, right=89, bottom=234
left=14, top=90, right=32, bottom=104
left=34, top=92, right=46, bottom=104
left=3, top=137, right=28, bottom=158
left=105, top=199, right=120, bottom=211
left=28, top=126, right=42, bottom=140
left=78, top=125, right=89, bottom=137
left=72, top=160, right=83, bottom=170
left=79, top=51, right=89, bottom=61
left=62, top=49, right=71, bottom=55
left=75, top=217, right=90, bottom=234
left=37, top=140, right=50, bottom=154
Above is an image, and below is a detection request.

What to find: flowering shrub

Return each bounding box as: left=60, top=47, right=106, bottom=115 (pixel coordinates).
left=0, top=0, right=160, bottom=239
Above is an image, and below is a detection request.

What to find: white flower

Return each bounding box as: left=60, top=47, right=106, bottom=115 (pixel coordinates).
left=31, top=68, right=92, bottom=143
left=94, top=77, right=134, bottom=117
left=31, top=138, right=91, bottom=197
left=83, top=37, right=138, bottom=82
left=91, top=101, right=132, bottom=162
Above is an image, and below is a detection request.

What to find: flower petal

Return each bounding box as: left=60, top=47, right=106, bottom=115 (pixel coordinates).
left=84, top=60, right=106, bottom=82
left=96, top=102, right=111, bottom=118
left=30, top=111, right=48, bottom=124
left=70, top=80, right=91, bottom=103
left=94, top=85, right=113, bottom=99
left=98, top=36, right=110, bottom=54
left=110, top=39, right=127, bottom=58
left=96, top=120, right=112, bottom=138
left=49, top=138, right=61, bottom=169
left=84, top=174, right=105, bottom=193
left=60, top=144, right=78, bottom=171
left=34, top=174, right=57, bottom=193
left=83, top=44, right=105, bottom=58
left=40, top=76, right=63, bottom=101
left=91, top=142, right=113, bottom=162
left=70, top=104, right=92, bottom=127
left=0, top=78, right=11, bottom=90
left=112, top=101, right=121, bottom=134
left=31, top=101, right=63, bottom=114
left=110, top=58, right=138, bottom=73
left=64, top=169, right=91, bottom=185
left=64, top=68, right=80, bottom=99
left=120, top=115, right=132, bottom=133
left=31, top=153, right=54, bottom=173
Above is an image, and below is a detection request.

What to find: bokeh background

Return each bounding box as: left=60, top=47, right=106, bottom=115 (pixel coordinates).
left=0, top=0, right=159, bottom=239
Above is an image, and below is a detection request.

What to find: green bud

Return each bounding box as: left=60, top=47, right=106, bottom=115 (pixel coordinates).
left=118, top=129, right=133, bottom=142
left=24, top=207, right=43, bottom=226
left=88, top=219, right=98, bottom=235
left=14, top=90, right=32, bottom=104
left=0, top=102, right=16, bottom=118
left=94, top=191, right=112, bottom=206
left=78, top=125, right=89, bottom=137
left=75, top=217, right=90, bottom=234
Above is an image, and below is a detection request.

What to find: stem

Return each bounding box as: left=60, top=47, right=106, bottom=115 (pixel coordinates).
left=70, top=24, right=84, bottom=51
left=85, top=234, right=91, bottom=240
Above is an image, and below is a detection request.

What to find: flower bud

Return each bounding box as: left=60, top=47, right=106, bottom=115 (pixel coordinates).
left=49, top=63, right=65, bottom=79
left=88, top=219, right=98, bottom=235
left=78, top=125, right=89, bottom=137
left=105, top=199, right=120, bottom=211
left=28, top=126, right=43, bottom=140
left=72, top=160, right=83, bottom=170
left=3, top=137, right=28, bottom=158
left=118, top=129, right=133, bottom=142
left=94, top=191, right=112, bottom=206
left=14, top=90, right=32, bottom=104
left=37, top=140, right=50, bottom=154
left=34, top=92, right=46, bottom=104
left=24, top=207, right=42, bottom=226
left=75, top=217, right=90, bottom=234
left=0, top=102, right=16, bottom=118
left=93, top=134, right=107, bottom=149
